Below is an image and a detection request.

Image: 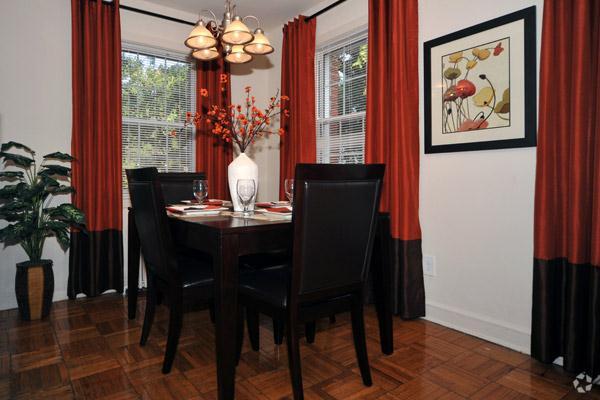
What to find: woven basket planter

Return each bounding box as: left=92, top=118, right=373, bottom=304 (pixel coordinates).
left=15, top=260, right=54, bottom=320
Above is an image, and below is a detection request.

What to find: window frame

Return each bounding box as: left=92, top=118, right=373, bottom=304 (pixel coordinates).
left=315, top=30, right=368, bottom=164
left=121, top=42, right=196, bottom=197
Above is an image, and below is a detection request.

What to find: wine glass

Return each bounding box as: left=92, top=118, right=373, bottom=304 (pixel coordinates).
left=236, top=179, right=256, bottom=217
left=193, top=180, right=209, bottom=204
left=284, top=178, right=294, bottom=206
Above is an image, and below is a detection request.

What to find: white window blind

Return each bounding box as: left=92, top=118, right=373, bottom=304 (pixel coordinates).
left=315, top=31, right=368, bottom=164
left=121, top=45, right=195, bottom=189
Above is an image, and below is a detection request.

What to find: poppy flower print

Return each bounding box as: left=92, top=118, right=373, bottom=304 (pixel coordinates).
left=493, top=42, right=504, bottom=56
left=441, top=38, right=510, bottom=134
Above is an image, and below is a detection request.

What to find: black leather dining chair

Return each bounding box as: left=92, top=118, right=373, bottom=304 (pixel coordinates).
left=126, top=167, right=214, bottom=374
left=158, top=170, right=289, bottom=338
left=158, top=171, right=206, bottom=205
left=236, top=163, right=385, bottom=400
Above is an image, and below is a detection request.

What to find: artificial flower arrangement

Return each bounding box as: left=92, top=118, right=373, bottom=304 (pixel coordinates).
left=172, top=74, right=289, bottom=152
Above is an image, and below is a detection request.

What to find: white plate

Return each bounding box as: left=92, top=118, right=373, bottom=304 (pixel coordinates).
left=166, top=205, right=228, bottom=214
left=169, top=210, right=223, bottom=217
left=257, top=209, right=293, bottom=218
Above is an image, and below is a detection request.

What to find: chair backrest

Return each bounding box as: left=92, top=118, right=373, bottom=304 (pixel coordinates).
left=290, top=164, right=385, bottom=304
left=159, top=172, right=206, bottom=205
left=126, top=167, right=177, bottom=283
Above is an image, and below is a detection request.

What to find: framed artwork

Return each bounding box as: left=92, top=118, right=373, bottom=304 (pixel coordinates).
left=424, top=7, right=536, bottom=154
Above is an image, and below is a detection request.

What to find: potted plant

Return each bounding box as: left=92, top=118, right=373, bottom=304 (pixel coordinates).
left=0, top=141, right=84, bottom=320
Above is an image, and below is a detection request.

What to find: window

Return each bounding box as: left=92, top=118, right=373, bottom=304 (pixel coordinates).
left=121, top=45, right=195, bottom=189
left=315, top=32, right=368, bottom=164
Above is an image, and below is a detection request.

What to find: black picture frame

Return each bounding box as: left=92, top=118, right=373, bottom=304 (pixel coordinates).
left=424, top=6, right=536, bottom=154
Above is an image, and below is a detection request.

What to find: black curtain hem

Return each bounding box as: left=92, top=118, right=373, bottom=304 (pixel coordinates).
left=392, top=238, right=425, bottom=319
left=68, top=229, right=124, bottom=299
left=365, top=215, right=425, bottom=320
left=531, top=258, right=600, bottom=377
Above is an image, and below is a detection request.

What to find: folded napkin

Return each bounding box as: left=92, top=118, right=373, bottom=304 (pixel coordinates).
left=256, top=201, right=290, bottom=208
left=166, top=205, right=222, bottom=214
left=203, top=200, right=224, bottom=206
left=181, top=199, right=225, bottom=206
left=264, top=207, right=292, bottom=214
left=256, top=202, right=274, bottom=208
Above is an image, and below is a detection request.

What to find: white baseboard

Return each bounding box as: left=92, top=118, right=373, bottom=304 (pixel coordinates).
left=53, top=290, right=69, bottom=303
left=425, top=301, right=531, bottom=354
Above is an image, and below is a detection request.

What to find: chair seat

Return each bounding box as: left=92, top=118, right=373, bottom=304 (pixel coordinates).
left=176, top=253, right=214, bottom=289
left=239, top=267, right=290, bottom=308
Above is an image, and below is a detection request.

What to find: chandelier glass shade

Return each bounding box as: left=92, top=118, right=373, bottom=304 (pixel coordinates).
left=192, top=47, right=220, bottom=61
left=225, top=45, right=252, bottom=63
left=184, top=21, right=217, bottom=49
left=244, top=28, right=274, bottom=55
left=185, top=1, right=273, bottom=64
left=222, top=16, right=254, bottom=45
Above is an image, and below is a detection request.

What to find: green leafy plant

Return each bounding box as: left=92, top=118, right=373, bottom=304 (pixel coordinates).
left=0, top=141, right=85, bottom=262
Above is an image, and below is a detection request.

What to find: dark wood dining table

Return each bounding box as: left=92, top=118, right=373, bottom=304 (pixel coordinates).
left=126, top=209, right=394, bottom=400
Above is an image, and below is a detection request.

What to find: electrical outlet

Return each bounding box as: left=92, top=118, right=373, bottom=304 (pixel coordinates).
left=423, top=255, right=436, bottom=276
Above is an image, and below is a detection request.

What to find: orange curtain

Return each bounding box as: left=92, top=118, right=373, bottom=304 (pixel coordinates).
left=365, top=0, right=424, bottom=318
left=279, top=16, right=317, bottom=199
left=69, top=0, right=123, bottom=297
left=195, top=59, right=232, bottom=199
left=532, top=0, right=600, bottom=376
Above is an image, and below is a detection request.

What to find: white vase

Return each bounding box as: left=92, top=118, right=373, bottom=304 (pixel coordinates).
left=228, top=152, right=258, bottom=211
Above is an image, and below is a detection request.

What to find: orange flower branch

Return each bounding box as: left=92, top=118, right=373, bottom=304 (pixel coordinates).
left=172, top=75, right=289, bottom=153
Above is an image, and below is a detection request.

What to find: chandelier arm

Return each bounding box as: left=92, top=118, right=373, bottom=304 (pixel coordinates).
left=197, top=9, right=218, bottom=24
left=242, top=15, right=261, bottom=30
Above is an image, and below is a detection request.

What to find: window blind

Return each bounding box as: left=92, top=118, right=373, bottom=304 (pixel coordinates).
left=315, top=31, right=368, bottom=164
left=121, top=45, right=195, bottom=189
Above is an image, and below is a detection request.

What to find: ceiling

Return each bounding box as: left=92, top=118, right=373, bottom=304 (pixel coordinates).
left=141, top=0, right=326, bottom=30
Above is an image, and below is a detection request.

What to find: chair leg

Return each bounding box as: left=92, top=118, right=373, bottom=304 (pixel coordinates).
left=286, top=314, right=304, bottom=400
left=350, top=295, right=372, bottom=386
left=246, top=307, right=260, bottom=351
left=236, top=306, right=244, bottom=365
left=162, top=295, right=183, bottom=374
left=305, top=321, right=316, bottom=344
left=140, top=275, right=157, bottom=346
left=273, top=317, right=285, bottom=345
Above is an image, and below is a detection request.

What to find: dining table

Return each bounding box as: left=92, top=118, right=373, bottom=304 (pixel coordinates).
left=126, top=207, right=394, bottom=400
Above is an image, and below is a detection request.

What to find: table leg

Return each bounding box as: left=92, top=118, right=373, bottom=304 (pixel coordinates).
left=214, top=234, right=240, bottom=400
left=127, top=208, right=141, bottom=320
left=373, top=214, right=394, bottom=355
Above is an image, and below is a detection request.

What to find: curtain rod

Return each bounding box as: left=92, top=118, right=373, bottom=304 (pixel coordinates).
left=119, top=4, right=196, bottom=26
left=305, top=0, right=348, bottom=21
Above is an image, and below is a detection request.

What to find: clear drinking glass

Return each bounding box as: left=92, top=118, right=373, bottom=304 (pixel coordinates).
left=236, top=179, right=256, bottom=217
left=193, top=179, right=209, bottom=204
left=284, top=178, right=294, bottom=206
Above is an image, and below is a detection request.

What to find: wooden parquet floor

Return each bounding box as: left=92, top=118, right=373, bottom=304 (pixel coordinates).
left=1, top=294, right=598, bottom=399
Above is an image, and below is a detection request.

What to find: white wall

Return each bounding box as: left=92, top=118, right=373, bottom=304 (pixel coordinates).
left=121, top=0, right=196, bottom=53
left=0, top=0, right=73, bottom=310
left=305, top=0, right=368, bottom=44
left=419, top=0, right=542, bottom=353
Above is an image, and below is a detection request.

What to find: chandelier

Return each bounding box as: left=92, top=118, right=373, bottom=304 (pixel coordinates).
left=185, top=0, right=274, bottom=64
